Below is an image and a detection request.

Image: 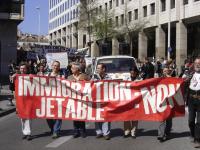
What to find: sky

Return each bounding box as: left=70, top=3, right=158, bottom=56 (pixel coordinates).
left=18, top=0, right=49, bottom=35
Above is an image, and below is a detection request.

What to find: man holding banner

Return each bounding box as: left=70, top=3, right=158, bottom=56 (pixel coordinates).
left=92, top=63, right=112, bottom=140
left=67, top=62, right=90, bottom=138
left=188, top=57, right=200, bottom=148
left=46, top=61, right=65, bottom=139
left=13, top=63, right=32, bottom=141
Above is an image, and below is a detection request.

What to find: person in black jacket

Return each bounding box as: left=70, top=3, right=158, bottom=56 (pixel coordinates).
left=141, top=57, right=155, bottom=79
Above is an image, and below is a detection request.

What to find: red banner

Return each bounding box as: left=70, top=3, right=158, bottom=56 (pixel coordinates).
left=15, top=75, right=185, bottom=122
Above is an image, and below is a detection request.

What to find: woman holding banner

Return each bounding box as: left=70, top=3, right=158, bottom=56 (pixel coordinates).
left=123, top=67, right=141, bottom=138
left=157, top=67, right=173, bottom=142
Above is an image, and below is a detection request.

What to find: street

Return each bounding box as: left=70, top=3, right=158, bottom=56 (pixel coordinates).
left=0, top=111, right=196, bottom=150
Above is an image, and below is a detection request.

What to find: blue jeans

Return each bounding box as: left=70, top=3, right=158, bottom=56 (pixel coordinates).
left=47, top=119, right=62, bottom=134
left=95, top=122, right=111, bottom=136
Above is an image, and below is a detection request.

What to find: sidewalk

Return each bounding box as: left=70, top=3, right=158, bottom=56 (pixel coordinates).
left=0, top=85, right=16, bottom=117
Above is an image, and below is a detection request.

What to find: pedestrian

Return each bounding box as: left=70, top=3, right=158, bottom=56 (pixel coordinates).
left=141, top=57, right=155, bottom=79
left=12, top=63, right=32, bottom=141
left=46, top=60, right=65, bottom=139
left=92, top=63, right=111, bottom=140
left=123, top=67, right=141, bottom=138
left=157, top=67, right=173, bottom=142
left=187, top=57, right=200, bottom=148
left=67, top=62, right=90, bottom=138
left=37, top=63, right=46, bottom=76
left=8, top=60, right=17, bottom=106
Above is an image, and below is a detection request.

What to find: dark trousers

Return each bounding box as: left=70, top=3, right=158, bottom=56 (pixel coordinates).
left=46, top=119, right=62, bottom=134
left=188, top=98, right=200, bottom=140
left=73, top=121, right=86, bottom=134
left=158, top=119, right=172, bottom=137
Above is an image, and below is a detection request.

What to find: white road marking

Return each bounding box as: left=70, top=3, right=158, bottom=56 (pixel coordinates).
left=46, top=136, right=73, bottom=148
left=46, top=122, right=91, bottom=148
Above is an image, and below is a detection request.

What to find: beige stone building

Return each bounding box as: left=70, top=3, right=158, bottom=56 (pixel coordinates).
left=49, top=0, right=200, bottom=72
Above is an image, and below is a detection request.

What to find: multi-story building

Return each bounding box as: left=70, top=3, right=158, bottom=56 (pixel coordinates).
left=0, top=0, right=25, bottom=83
left=49, top=0, right=87, bottom=49
left=49, top=0, right=200, bottom=73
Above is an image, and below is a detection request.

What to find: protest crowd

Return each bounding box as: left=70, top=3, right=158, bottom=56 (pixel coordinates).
left=8, top=55, right=200, bottom=148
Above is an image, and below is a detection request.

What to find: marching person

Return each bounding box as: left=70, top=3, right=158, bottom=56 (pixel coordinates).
left=157, top=67, right=173, bottom=142
left=67, top=62, right=90, bottom=138
left=92, top=63, right=112, bottom=140
left=46, top=61, right=65, bottom=139
left=141, top=57, right=155, bottom=79
left=37, top=63, right=46, bottom=76
left=187, top=57, right=200, bottom=148
left=123, top=67, right=141, bottom=138
left=12, top=63, right=32, bottom=141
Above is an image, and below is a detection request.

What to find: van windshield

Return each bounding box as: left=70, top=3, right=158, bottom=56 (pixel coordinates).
left=97, top=58, right=136, bottom=73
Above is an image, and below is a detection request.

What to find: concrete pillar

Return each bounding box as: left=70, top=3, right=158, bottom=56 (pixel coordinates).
left=91, top=41, right=99, bottom=57
left=138, top=32, right=147, bottom=60
left=78, top=29, right=84, bottom=49
left=0, top=21, right=17, bottom=83
left=156, top=27, right=166, bottom=59
left=72, top=24, right=77, bottom=48
left=112, top=37, right=119, bottom=55
left=176, top=21, right=187, bottom=74
left=66, top=26, right=70, bottom=48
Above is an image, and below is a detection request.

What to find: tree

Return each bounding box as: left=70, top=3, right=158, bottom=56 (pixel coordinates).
left=113, top=1, right=148, bottom=56
left=79, top=0, right=97, bottom=49
left=92, top=8, right=116, bottom=43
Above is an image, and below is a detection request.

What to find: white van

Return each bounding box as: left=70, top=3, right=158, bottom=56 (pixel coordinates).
left=93, top=55, right=137, bottom=80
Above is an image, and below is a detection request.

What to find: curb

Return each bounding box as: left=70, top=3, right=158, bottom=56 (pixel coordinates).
left=0, top=107, right=16, bottom=117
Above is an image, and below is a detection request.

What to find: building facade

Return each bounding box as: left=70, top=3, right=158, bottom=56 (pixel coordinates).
left=0, top=0, right=25, bottom=83
left=49, top=0, right=200, bottom=73
left=49, top=0, right=87, bottom=49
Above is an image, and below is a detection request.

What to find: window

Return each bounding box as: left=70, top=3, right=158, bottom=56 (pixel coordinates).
left=161, top=0, right=166, bottom=12
left=128, top=11, right=132, bottom=22
left=109, top=0, right=112, bottom=9
left=105, top=3, right=108, bottom=11
left=121, top=14, right=124, bottom=25
left=95, top=8, right=98, bottom=14
left=115, top=16, right=119, bottom=26
left=99, top=5, right=102, bottom=13
left=116, top=0, right=119, bottom=7
left=150, top=3, right=155, bottom=15
left=134, top=9, right=138, bottom=20
left=121, top=0, right=124, bottom=5
left=183, top=0, right=188, bottom=4
left=109, top=18, right=112, bottom=26
left=143, top=6, right=147, bottom=17
left=171, top=0, right=175, bottom=9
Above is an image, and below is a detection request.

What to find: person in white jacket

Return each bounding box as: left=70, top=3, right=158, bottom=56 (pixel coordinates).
left=12, top=63, right=32, bottom=141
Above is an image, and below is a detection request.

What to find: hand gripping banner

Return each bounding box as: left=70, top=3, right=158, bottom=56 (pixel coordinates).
left=15, top=75, right=185, bottom=122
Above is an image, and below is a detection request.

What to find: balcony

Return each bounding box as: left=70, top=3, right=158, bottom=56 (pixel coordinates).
left=0, top=0, right=24, bottom=21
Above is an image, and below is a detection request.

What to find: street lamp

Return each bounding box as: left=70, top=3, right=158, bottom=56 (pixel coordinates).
left=36, top=6, right=40, bottom=44
left=167, top=0, right=171, bottom=60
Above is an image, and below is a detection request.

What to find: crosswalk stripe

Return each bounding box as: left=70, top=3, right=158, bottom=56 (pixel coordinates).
left=46, top=136, right=73, bottom=148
